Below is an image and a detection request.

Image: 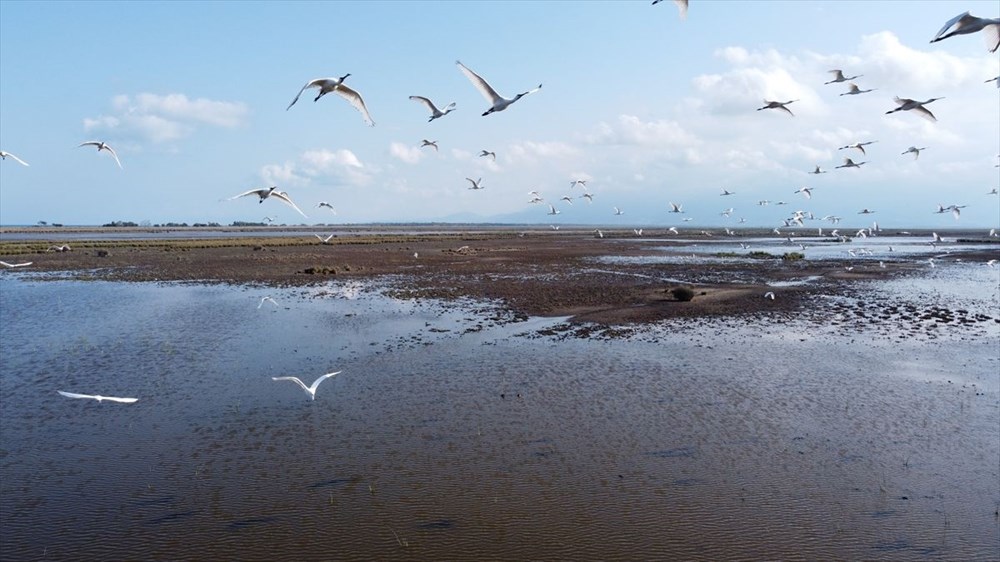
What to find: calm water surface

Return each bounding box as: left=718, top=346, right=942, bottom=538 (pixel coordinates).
left=1, top=266, right=998, bottom=561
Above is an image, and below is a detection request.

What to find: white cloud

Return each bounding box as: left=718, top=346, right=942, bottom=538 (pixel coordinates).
left=83, top=93, right=248, bottom=143
left=261, top=148, right=372, bottom=189
left=389, top=141, right=423, bottom=164
left=507, top=141, right=578, bottom=163
left=586, top=114, right=698, bottom=147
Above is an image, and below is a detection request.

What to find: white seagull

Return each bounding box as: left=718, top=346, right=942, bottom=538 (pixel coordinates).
left=840, top=83, right=876, bottom=96
left=901, top=146, right=927, bottom=160
left=825, top=69, right=862, bottom=84
left=57, top=390, right=138, bottom=404
left=466, top=177, right=485, bottom=190
left=272, top=371, right=342, bottom=401
left=420, top=139, right=439, bottom=151
left=456, top=60, right=542, bottom=116
left=794, top=186, right=814, bottom=199
left=408, top=96, right=456, bottom=122
left=317, top=202, right=337, bottom=214
left=78, top=141, right=123, bottom=168
left=1, top=260, right=32, bottom=268
left=885, top=96, right=943, bottom=122
left=930, top=12, right=1000, bottom=52
left=0, top=150, right=29, bottom=166
left=287, top=75, right=374, bottom=126
left=757, top=100, right=797, bottom=116
left=228, top=187, right=308, bottom=218
left=258, top=296, right=279, bottom=308
left=570, top=179, right=588, bottom=188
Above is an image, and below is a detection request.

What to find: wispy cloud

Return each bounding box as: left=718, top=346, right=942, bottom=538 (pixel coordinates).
left=83, top=93, right=248, bottom=143
left=389, top=141, right=423, bottom=164
left=260, top=148, right=372, bottom=188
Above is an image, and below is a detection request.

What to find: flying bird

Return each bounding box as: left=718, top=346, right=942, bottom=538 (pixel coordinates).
left=0, top=150, right=29, bottom=166
left=720, top=188, right=735, bottom=196
left=763, top=291, right=776, bottom=300
left=885, top=96, right=943, bottom=122
left=57, top=390, right=137, bottom=404
left=836, top=158, right=866, bottom=169
left=901, top=146, right=927, bottom=160
left=0, top=260, right=32, bottom=268
left=613, top=206, right=624, bottom=215
left=316, top=202, right=337, bottom=213
left=570, top=179, right=588, bottom=188
left=809, top=165, right=827, bottom=175
left=466, top=177, right=485, bottom=190
left=757, top=100, right=797, bottom=116
left=840, top=83, right=875, bottom=96
left=287, top=75, right=374, bottom=126
left=272, top=371, right=342, bottom=401
left=420, top=139, right=439, bottom=151
left=858, top=208, right=876, bottom=215
left=839, top=141, right=877, bottom=155
left=456, top=60, right=542, bottom=116
left=408, top=96, right=456, bottom=122
left=479, top=150, right=496, bottom=161
left=314, top=234, right=335, bottom=244
left=825, top=69, right=862, bottom=84
left=794, top=186, right=814, bottom=199
left=668, top=202, right=684, bottom=213
left=228, top=187, right=308, bottom=218
left=547, top=204, right=560, bottom=216
left=78, top=141, right=122, bottom=168
left=258, top=296, right=279, bottom=308
left=930, top=11, right=1000, bottom=52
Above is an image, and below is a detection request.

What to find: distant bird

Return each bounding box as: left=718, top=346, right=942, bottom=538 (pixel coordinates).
left=885, top=96, right=943, bottom=122
left=840, top=83, right=875, bottom=96
left=839, top=141, right=877, bottom=155
left=408, top=96, right=456, bottom=122
left=47, top=244, right=71, bottom=252
left=570, top=179, right=588, bottom=188
left=272, top=371, right=342, bottom=401
left=987, top=76, right=1000, bottom=87
left=78, top=141, right=122, bottom=168
left=595, top=229, right=604, bottom=238
left=580, top=193, right=594, bottom=203
left=228, top=186, right=308, bottom=218
left=668, top=227, right=679, bottom=235
left=634, top=229, right=643, bottom=236
left=0, top=260, right=32, bottom=268
left=932, top=232, right=944, bottom=243
left=988, top=188, right=998, bottom=195
left=763, top=291, right=775, bottom=300
left=57, top=390, right=137, bottom=404
left=466, top=177, right=485, bottom=190
left=314, top=234, right=335, bottom=244
left=987, top=259, right=997, bottom=269
left=420, top=139, right=439, bottom=151
left=652, top=0, right=688, bottom=20
left=668, top=202, right=684, bottom=213
left=263, top=216, right=275, bottom=224
left=456, top=60, right=541, bottom=116
left=287, top=75, right=374, bottom=126
left=809, top=165, right=827, bottom=175
left=858, top=208, right=876, bottom=215
left=901, top=146, right=927, bottom=160
left=317, top=202, right=337, bottom=214
left=825, top=69, right=862, bottom=84
left=757, top=99, right=797, bottom=116
left=720, top=188, right=735, bottom=196
left=930, top=11, right=1000, bottom=52
left=836, top=158, right=866, bottom=169
left=0, top=150, right=29, bottom=166
left=794, top=186, right=813, bottom=199
left=258, top=296, right=279, bottom=308
left=547, top=204, right=560, bottom=216
left=479, top=150, right=496, bottom=161
left=560, top=196, right=574, bottom=205
left=613, top=206, right=624, bottom=215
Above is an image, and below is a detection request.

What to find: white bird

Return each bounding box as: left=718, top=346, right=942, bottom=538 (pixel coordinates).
left=668, top=227, right=679, bottom=235
left=580, top=193, right=594, bottom=203
left=57, top=390, right=137, bottom=404
left=885, top=96, right=943, bottom=122
left=840, top=83, right=875, bottom=96
left=560, top=196, right=574, bottom=205
left=547, top=204, right=560, bottom=216
left=720, top=188, right=735, bottom=196
left=613, top=206, right=624, bottom=215
left=314, top=234, right=335, bottom=244
left=932, top=232, right=944, bottom=243
left=987, top=259, right=998, bottom=269
left=263, top=216, right=275, bottom=224
left=272, top=371, right=342, bottom=401
left=634, top=229, right=643, bottom=236
left=858, top=208, right=876, bottom=215
left=837, top=158, right=867, bottom=169
left=668, top=202, right=683, bottom=213
left=408, top=96, right=456, bottom=122
left=763, top=291, right=775, bottom=300
left=466, top=177, right=485, bottom=190
left=794, top=186, right=813, bottom=199
left=825, top=69, right=862, bottom=84
left=928, top=258, right=936, bottom=268
left=317, top=202, right=337, bottom=214
left=0, top=260, right=32, bottom=268
left=757, top=99, right=797, bottom=116
left=930, top=11, right=1000, bottom=52
left=287, top=75, right=374, bottom=126
left=901, top=146, right=927, bottom=160
left=809, top=165, right=826, bottom=175
left=479, top=150, right=496, bottom=161
left=228, top=187, right=308, bottom=218
left=595, top=229, right=604, bottom=238
left=78, top=141, right=122, bottom=168
left=0, top=150, right=29, bottom=166
left=570, top=179, right=588, bottom=188
left=456, top=60, right=541, bottom=116
left=258, top=296, right=279, bottom=308
left=420, top=139, right=439, bottom=151
left=839, top=141, right=877, bottom=155
left=47, top=244, right=71, bottom=252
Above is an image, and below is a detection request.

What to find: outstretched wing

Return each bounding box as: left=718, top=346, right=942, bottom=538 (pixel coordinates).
left=913, top=105, right=937, bottom=122
left=308, top=371, right=342, bottom=393
left=1, top=151, right=29, bottom=166
left=58, top=390, right=97, bottom=400
left=456, top=61, right=502, bottom=104
left=104, top=145, right=123, bottom=169
left=103, top=396, right=139, bottom=404
left=409, top=95, right=438, bottom=114
left=334, top=85, right=375, bottom=126
left=932, top=12, right=971, bottom=41
left=227, top=189, right=264, bottom=201
left=270, top=191, right=309, bottom=218
left=287, top=79, right=321, bottom=111
left=272, top=377, right=310, bottom=393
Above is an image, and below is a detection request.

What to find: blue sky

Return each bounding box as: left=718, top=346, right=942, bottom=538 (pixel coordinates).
left=1, top=1, right=998, bottom=228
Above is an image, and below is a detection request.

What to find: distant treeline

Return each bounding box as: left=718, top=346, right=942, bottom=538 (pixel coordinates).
left=100, top=221, right=225, bottom=228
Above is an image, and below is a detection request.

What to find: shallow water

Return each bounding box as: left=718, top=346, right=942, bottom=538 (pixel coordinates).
left=1, top=272, right=998, bottom=561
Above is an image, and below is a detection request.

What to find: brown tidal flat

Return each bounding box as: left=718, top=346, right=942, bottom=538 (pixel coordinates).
left=1, top=226, right=997, bottom=324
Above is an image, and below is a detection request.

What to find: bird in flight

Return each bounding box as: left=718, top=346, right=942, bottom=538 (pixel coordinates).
left=408, top=96, right=456, bottom=122
left=720, top=188, right=735, bottom=196
left=794, top=186, right=814, bottom=199
left=57, top=390, right=138, bottom=404
left=809, top=165, right=827, bottom=175
left=78, top=141, right=123, bottom=168
left=456, top=60, right=541, bottom=116
left=258, top=296, right=279, bottom=308
left=420, top=139, right=439, bottom=151
left=840, top=83, right=875, bottom=96
left=836, top=158, right=867, bottom=169
left=930, top=11, right=1000, bottom=52
left=316, top=202, right=337, bottom=213
left=839, top=141, right=877, bottom=155
left=466, top=177, right=485, bottom=190
left=287, top=75, right=375, bottom=126
left=885, top=96, right=943, bottom=122
left=668, top=202, right=684, bottom=213
left=272, top=371, right=342, bottom=401
left=825, top=69, right=862, bottom=84
left=228, top=187, right=308, bottom=218
left=479, top=150, right=496, bottom=161
left=901, top=146, right=928, bottom=160
left=1, top=260, right=32, bottom=268
left=0, top=150, right=29, bottom=166
left=757, top=100, right=797, bottom=116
